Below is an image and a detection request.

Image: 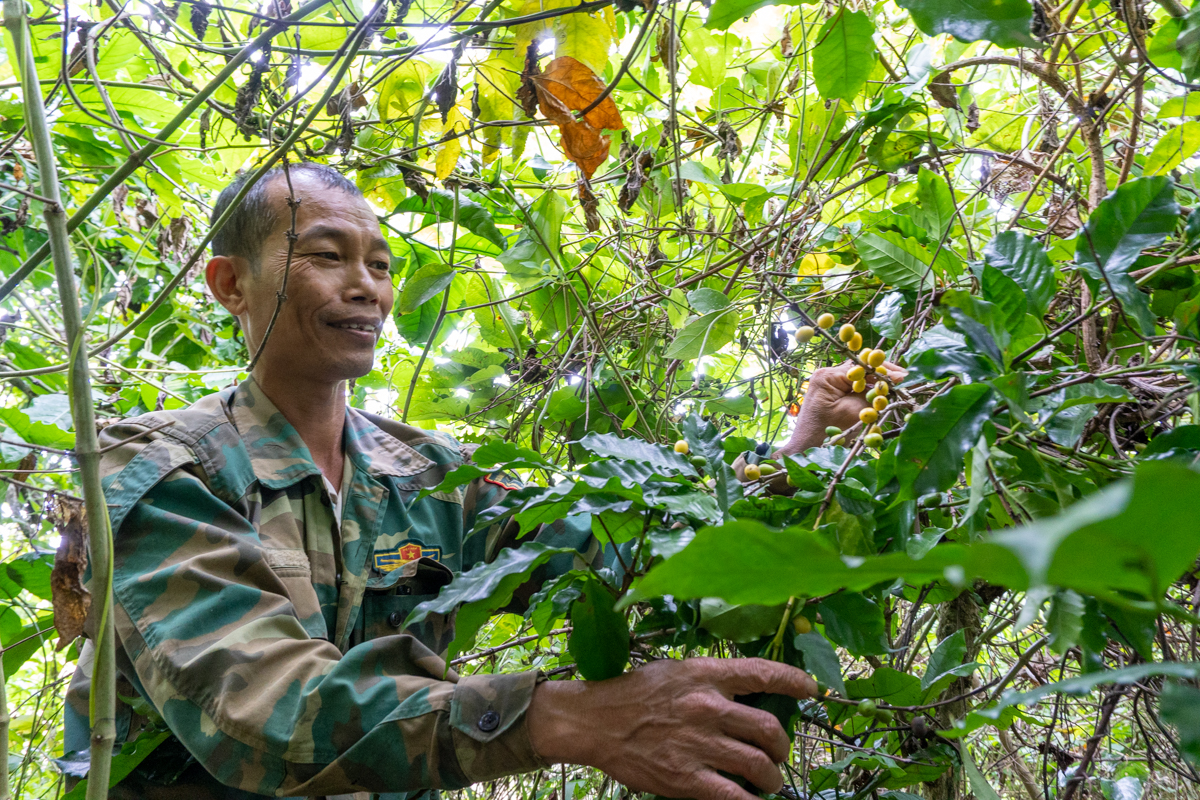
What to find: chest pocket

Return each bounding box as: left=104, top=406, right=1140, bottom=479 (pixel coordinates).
left=352, top=557, right=456, bottom=654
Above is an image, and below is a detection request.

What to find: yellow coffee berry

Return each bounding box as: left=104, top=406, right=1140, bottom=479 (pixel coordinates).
left=792, top=615, right=813, bottom=635
left=838, top=323, right=856, bottom=342
left=851, top=379, right=867, bottom=393
left=867, top=349, right=886, bottom=368
left=847, top=365, right=866, bottom=383
left=796, top=325, right=815, bottom=343
left=859, top=407, right=879, bottom=425
left=817, top=313, right=835, bottom=329
left=875, top=366, right=888, bottom=377
left=873, top=395, right=888, bottom=412
left=848, top=332, right=863, bottom=351
left=875, top=381, right=889, bottom=396
left=674, top=440, right=689, bottom=454
left=744, top=463, right=762, bottom=480
left=868, top=425, right=882, bottom=436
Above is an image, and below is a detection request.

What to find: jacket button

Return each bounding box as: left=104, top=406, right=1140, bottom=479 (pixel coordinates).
left=477, top=710, right=500, bottom=732
left=387, top=611, right=404, bottom=628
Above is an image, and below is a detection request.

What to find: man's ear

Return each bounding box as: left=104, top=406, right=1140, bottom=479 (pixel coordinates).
left=206, top=256, right=249, bottom=316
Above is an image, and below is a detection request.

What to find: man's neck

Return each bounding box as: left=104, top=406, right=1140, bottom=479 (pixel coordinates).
left=253, top=368, right=347, bottom=492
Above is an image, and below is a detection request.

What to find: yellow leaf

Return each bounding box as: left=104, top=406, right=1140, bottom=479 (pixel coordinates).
left=797, top=253, right=834, bottom=275
left=555, top=6, right=615, bottom=75
left=379, top=60, right=433, bottom=118
left=435, top=108, right=467, bottom=181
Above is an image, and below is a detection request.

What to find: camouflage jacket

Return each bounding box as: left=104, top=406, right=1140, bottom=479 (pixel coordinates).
left=65, top=378, right=593, bottom=799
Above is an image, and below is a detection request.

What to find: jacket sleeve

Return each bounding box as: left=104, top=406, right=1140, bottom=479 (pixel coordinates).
left=110, top=464, right=546, bottom=797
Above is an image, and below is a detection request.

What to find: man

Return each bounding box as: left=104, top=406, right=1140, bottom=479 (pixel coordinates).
left=65, top=163, right=879, bottom=800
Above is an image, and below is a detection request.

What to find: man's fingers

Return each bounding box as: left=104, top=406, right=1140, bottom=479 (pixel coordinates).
left=709, top=739, right=785, bottom=795
left=719, top=703, right=791, bottom=763
left=713, top=658, right=819, bottom=700
left=687, top=769, right=763, bottom=800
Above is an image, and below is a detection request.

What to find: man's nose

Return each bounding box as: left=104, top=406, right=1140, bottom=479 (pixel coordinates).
left=343, top=259, right=379, bottom=304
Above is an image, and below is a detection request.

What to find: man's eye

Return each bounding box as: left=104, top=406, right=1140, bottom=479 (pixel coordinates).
left=371, top=260, right=390, bottom=271
left=312, top=251, right=339, bottom=260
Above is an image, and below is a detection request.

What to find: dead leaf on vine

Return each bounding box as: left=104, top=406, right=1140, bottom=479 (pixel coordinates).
left=50, top=497, right=90, bottom=651
left=578, top=177, right=601, bottom=232
left=529, top=56, right=624, bottom=178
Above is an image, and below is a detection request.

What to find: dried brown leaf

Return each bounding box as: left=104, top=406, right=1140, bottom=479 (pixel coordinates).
left=529, top=56, right=625, bottom=178
left=50, top=497, right=90, bottom=651
left=578, top=177, right=601, bottom=232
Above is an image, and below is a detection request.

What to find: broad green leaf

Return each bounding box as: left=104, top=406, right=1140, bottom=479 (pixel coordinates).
left=579, top=432, right=698, bottom=476
left=892, top=383, right=997, bottom=499
left=981, top=460, right=1200, bottom=598
left=699, top=598, right=786, bottom=643
left=963, top=748, right=1002, bottom=800
left=1076, top=176, right=1178, bottom=335
left=980, top=266, right=1026, bottom=333
left=895, top=0, right=1036, bottom=49
left=1144, top=122, right=1200, bottom=175
left=818, top=592, right=887, bottom=655
left=1157, top=91, right=1200, bottom=119
left=813, top=10, right=876, bottom=102
left=857, top=230, right=938, bottom=290
left=921, top=630, right=967, bottom=691
left=407, top=544, right=576, bottom=662
left=687, top=287, right=731, bottom=314
left=664, top=309, right=739, bottom=360
left=398, top=263, right=454, bottom=314
left=983, top=231, right=1056, bottom=317
left=624, top=520, right=968, bottom=607
left=846, top=667, right=924, bottom=706
left=916, top=168, right=956, bottom=239
left=1046, top=589, right=1084, bottom=654
left=705, top=0, right=804, bottom=31
left=1161, top=682, right=1200, bottom=766
left=1057, top=379, right=1134, bottom=410
left=793, top=632, right=847, bottom=696
left=568, top=577, right=630, bottom=680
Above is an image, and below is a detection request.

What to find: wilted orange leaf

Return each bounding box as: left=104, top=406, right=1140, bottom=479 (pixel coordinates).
left=529, top=56, right=624, bottom=177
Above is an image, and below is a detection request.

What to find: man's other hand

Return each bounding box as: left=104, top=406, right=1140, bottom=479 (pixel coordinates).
left=527, top=657, right=818, bottom=800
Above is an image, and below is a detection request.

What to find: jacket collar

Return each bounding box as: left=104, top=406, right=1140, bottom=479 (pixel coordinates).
left=227, top=378, right=434, bottom=489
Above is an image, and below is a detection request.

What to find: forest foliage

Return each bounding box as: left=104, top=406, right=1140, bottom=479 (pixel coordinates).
left=3, top=0, right=1200, bottom=794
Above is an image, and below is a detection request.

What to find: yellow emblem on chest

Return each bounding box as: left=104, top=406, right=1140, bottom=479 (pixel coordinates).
left=374, top=541, right=442, bottom=572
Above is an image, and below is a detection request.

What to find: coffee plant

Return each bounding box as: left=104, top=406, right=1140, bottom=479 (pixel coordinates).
left=2, top=0, right=1200, bottom=795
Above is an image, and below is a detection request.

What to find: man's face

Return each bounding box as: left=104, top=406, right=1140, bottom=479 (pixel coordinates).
left=229, top=173, right=394, bottom=383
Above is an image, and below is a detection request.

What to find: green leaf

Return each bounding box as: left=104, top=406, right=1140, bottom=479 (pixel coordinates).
left=1057, top=379, right=1134, bottom=410
left=818, top=591, right=887, bottom=655
left=624, top=520, right=967, bottom=607
left=916, top=168, right=956, bottom=239
left=1144, top=121, right=1200, bottom=176
left=568, top=577, right=630, bottom=680
left=700, top=598, right=787, bottom=643
left=871, top=291, right=906, bottom=339
left=892, top=383, right=997, bottom=499
left=921, top=630, right=967, bottom=691
left=683, top=414, right=742, bottom=521
left=705, top=0, right=804, bottom=30
left=1161, top=682, right=1200, bottom=766
left=398, top=263, right=454, bottom=314
left=813, top=10, right=876, bottom=102
left=963, top=748, right=1002, bottom=800
left=846, top=667, right=924, bottom=706
left=1047, top=589, right=1084, bottom=654
left=579, top=432, right=698, bottom=476
left=406, top=544, right=576, bottom=662
left=687, top=287, right=731, bottom=314
left=1157, top=91, right=1200, bottom=119
left=983, top=232, right=1056, bottom=317
left=857, top=230, right=938, bottom=290
left=61, top=728, right=172, bottom=800
left=1076, top=176, right=1178, bottom=335
left=981, top=266, right=1027, bottom=333
left=981, top=460, right=1200, bottom=599
left=393, top=188, right=507, bottom=249
left=793, top=632, right=847, bottom=696
left=664, top=309, right=739, bottom=360
left=895, top=0, right=1036, bottom=48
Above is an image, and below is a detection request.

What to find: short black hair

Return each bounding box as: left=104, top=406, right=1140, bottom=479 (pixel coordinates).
left=210, top=162, right=363, bottom=267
